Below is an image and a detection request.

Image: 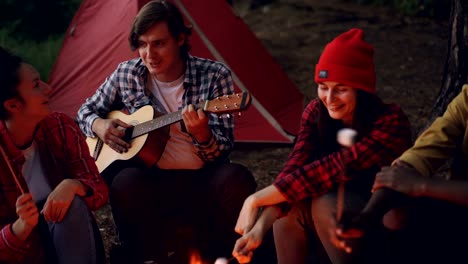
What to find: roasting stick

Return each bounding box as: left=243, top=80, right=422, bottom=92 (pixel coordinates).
left=0, top=144, right=25, bottom=194
left=215, top=257, right=234, bottom=263
left=336, top=181, right=345, bottom=222
left=336, top=128, right=358, bottom=253
left=336, top=129, right=358, bottom=251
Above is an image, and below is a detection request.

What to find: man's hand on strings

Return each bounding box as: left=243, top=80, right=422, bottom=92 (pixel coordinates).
left=92, top=118, right=132, bottom=153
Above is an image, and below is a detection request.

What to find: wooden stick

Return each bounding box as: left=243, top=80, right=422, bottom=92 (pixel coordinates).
left=336, top=181, right=345, bottom=222
left=0, top=144, right=24, bottom=194
left=336, top=129, right=358, bottom=223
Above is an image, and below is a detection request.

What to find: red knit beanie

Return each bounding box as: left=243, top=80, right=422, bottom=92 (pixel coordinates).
left=315, top=28, right=376, bottom=93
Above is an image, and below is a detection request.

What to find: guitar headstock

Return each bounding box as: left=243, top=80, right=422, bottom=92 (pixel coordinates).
left=202, top=92, right=252, bottom=114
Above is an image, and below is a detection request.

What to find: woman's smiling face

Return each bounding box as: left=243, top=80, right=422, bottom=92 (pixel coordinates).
left=317, top=81, right=357, bottom=126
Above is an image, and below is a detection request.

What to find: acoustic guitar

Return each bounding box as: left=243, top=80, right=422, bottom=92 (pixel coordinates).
left=86, top=92, right=251, bottom=173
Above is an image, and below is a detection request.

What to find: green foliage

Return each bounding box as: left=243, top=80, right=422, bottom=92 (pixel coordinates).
left=0, top=29, right=64, bottom=80
left=0, top=0, right=82, bottom=41
left=349, top=0, right=450, bottom=18
left=0, top=0, right=82, bottom=79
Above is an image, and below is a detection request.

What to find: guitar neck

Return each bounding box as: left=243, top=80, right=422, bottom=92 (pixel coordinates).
left=130, top=109, right=183, bottom=139
left=128, top=92, right=251, bottom=139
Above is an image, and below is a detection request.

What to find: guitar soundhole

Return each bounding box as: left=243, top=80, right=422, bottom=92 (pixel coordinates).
left=128, top=120, right=140, bottom=126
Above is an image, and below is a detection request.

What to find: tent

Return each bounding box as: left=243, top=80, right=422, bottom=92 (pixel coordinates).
left=48, top=0, right=304, bottom=143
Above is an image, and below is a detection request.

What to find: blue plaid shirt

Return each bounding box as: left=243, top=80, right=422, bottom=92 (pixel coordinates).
left=77, top=55, right=234, bottom=163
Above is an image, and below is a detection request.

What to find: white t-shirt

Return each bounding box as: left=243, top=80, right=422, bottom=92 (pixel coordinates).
left=22, top=143, right=51, bottom=202
left=148, top=74, right=204, bottom=169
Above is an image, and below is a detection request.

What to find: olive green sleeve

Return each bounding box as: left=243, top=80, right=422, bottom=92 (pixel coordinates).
left=399, top=85, right=468, bottom=177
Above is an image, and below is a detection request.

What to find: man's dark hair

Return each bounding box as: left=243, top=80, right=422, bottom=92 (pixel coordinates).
left=0, top=47, right=22, bottom=120
left=129, top=0, right=192, bottom=60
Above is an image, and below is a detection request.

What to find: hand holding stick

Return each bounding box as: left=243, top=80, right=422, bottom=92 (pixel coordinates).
left=334, top=128, right=358, bottom=253
left=335, top=129, right=409, bottom=244
left=215, top=257, right=235, bottom=264
left=336, top=128, right=358, bottom=222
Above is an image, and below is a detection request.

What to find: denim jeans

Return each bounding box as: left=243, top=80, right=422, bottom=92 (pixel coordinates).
left=38, top=196, right=105, bottom=264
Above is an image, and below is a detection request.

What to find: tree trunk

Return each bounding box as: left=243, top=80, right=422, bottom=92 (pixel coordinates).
left=423, top=0, right=468, bottom=133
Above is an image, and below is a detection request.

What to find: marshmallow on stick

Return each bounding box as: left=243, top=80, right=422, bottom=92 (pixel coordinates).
left=337, top=128, right=358, bottom=148
left=335, top=128, right=358, bottom=223
left=337, top=128, right=358, bottom=160
left=214, top=257, right=230, bottom=264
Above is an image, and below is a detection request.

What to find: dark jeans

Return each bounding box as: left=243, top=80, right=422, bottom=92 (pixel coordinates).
left=383, top=199, right=468, bottom=264
left=106, top=162, right=257, bottom=263
left=37, top=197, right=105, bottom=264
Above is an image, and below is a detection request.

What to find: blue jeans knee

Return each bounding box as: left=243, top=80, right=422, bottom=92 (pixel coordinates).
left=48, top=196, right=101, bottom=264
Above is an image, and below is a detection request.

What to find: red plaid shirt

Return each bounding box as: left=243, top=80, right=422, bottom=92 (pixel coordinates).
left=0, top=112, right=108, bottom=263
left=274, top=99, right=412, bottom=207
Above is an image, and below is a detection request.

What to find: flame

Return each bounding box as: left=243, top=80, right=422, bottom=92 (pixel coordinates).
left=189, top=250, right=203, bottom=264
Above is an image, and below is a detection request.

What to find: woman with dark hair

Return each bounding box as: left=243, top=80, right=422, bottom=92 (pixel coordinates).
left=0, top=46, right=108, bottom=264
left=232, top=28, right=413, bottom=264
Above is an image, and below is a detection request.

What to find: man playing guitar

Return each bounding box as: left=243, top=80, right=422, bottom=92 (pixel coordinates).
left=76, top=1, right=256, bottom=263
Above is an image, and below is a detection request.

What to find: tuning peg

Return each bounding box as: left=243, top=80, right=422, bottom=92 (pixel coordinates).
left=238, top=112, right=242, bottom=117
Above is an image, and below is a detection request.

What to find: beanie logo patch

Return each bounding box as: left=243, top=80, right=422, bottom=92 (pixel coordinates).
left=318, top=70, right=328, bottom=78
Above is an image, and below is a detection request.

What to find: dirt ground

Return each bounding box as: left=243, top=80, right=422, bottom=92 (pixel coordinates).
left=95, top=0, right=449, bottom=261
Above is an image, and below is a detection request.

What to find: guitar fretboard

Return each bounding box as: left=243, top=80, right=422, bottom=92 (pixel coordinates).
left=131, top=110, right=183, bottom=139
left=90, top=92, right=250, bottom=167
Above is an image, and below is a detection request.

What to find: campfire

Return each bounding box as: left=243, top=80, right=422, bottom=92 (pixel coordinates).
left=189, top=250, right=203, bottom=264
left=189, top=250, right=233, bottom=264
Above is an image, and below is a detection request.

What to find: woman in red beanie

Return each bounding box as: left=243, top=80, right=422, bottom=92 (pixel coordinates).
left=231, top=28, right=413, bottom=264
